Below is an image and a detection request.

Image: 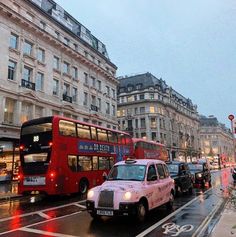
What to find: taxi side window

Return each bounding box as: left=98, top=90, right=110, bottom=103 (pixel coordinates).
left=147, top=164, right=157, bottom=181
left=163, top=164, right=170, bottom=177
left=156, top=164, right=165, bottom=179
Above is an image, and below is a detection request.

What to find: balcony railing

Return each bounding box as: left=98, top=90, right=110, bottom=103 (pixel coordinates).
left=91, top=104, right=98, bottom=112
left=21, top=79, right=35, bottom=90
left=63, top=94, right=72, bottom=103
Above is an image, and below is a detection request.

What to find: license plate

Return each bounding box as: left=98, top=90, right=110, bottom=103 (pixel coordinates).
left=97, top=210, right=114, bottom=216
left=23, top=176, right=46, bottom=186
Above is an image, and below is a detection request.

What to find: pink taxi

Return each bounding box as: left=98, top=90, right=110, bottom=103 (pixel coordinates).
left=86, top=159, right=175, bottom=221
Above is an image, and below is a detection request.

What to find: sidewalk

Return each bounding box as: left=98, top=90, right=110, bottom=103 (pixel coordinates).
left=210, top=201, right=236, bottom=237
left=0, top=181, right=21, bottom=201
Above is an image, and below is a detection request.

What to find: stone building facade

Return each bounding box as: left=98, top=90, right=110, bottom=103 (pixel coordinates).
left=0, top=0, right=118, bottom=178
left=199, top=115, right=234, bottom=164
left=117, top=72, right=200, bottom=161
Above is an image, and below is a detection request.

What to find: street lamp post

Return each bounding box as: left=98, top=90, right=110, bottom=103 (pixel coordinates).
left=228, top=114, right=236, bottom=162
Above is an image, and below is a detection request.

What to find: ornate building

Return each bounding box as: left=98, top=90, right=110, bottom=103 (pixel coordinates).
left=0, top=0, right=118, bottom=177
left=199, top=115, right=234, bottom=164
left=117, top=72, right=200, bottom=161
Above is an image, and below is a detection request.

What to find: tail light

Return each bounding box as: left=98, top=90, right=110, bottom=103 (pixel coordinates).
left=49, top=142, right=53, bottom=147
left=19, top=145, right=24, bottom=150
left=49, top=171, right=56, bottom=178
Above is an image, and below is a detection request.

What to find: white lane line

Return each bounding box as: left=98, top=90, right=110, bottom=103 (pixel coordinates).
left=73, top=203, right=86, bottom=208
left=0, top=211, right=82, bottom=236
left=0, top=200, right=85, bottom=222
left=38, top=212, right=51, bottom=220
left=20, top=227, right=79, bottom=237
left=136, top=188, right=213, bottom=237
left=191, top=199, right=223, bottom=237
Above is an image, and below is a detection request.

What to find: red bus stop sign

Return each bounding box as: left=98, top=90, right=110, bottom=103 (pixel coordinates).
left=228, top=114, right=234, bottom=121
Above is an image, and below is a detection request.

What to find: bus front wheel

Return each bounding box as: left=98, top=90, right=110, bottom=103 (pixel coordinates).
left=79, top=178, right=89, bottom=195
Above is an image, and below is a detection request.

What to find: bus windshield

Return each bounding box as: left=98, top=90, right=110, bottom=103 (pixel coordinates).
left=21, top=123, right=52, bottom=135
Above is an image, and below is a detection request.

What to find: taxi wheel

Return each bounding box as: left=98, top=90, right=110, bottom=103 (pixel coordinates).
left=90, top=212, right=101, bottom=221
left=136, top=201, right=147, bottom=222
left=166, top=192, right=174, bottom=210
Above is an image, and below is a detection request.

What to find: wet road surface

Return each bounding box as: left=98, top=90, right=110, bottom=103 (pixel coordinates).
left=0, top=168, right=233, bottom=237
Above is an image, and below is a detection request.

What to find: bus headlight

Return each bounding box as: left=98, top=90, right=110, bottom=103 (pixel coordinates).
left=87, top=190, right=94, bottom=199
left=123, top=191, right=132, bottom=201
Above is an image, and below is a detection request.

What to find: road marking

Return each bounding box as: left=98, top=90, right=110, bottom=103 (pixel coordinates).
left=38, top=212, right=52, bottom=220
left=73, top=203, right=86, bottom=208
left=0, top=211, right=81, bottom=235
left=0, top=200, right=85, bottom=222
left=136, top=188, right=213, bottom=237
left=20, top=227, right=79, bottom=237
left=162, top=223, right=194, bottom=236
left=191, top=199, right=223, bottom=237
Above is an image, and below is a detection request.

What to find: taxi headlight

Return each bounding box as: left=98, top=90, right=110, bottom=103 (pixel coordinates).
left=123, top=191, right=132, bottom=201
left=87, top=190, right=94, bottom=199
left=197, top=173, right=202, bottom=178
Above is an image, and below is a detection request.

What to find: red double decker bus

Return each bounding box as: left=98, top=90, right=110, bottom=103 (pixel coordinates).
left=18, top=116, right=133, bottom=195
left=132, top=138, right=169, bottom=161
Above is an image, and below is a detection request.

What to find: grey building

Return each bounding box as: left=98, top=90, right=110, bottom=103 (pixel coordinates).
left=199, top=115, right=234, bottom=164
left=117, top=72, right=200, bottom=161
left=0, top=0, right=118, bottom=178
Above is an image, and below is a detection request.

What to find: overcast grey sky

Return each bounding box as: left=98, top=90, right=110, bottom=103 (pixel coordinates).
left=56, top=0, right=236, bottom=127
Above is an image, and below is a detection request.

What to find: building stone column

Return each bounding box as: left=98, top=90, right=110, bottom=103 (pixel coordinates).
left=0, top=95, right=6, bottom=123
left=15, top=101, right=22, bottom=125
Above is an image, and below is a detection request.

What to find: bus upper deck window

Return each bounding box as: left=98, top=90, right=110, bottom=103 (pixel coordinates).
left=77, top=123, right=91, bottom=139
left=59, top=120, right=76, bottom=137
left=97, top=129, right=108, bottom=142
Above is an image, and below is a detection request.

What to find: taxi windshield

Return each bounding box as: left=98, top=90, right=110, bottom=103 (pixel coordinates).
left=108, top=164, right=146, bottom=181
left=188, top=164, right=203, bottom=171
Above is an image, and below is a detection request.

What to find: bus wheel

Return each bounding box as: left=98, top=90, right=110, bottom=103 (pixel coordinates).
left=79, top=178, right=89, bottom=195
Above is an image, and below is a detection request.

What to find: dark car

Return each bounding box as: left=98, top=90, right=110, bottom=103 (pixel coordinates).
left=167, top=161, right=193, bottom=196
left=188, top=162, right=211, bottom=188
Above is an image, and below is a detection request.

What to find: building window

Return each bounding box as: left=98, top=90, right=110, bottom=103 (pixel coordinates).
left=35, top=105, right=43, bottom=118
left=23, top=66, right=32, bottom=81
left=37, top=48, right=45, bottom=62
left=140, top=107, right=145, bottom=114
left=112, top=105, right=115, bottom=116
left=73, top=43, right=78, bottom=51
left=84, top=92, right=88, bottom=105
left=8, top=60, right=17, bottom=80
left=127, top=96, right=132, bottom=102
left=4, top=98, right=16, bottom=124
left=55, top=31, right=60, bottom=39
left=106, top=102, right=110, bottom=114
left=84, top=73, right=88, bottom=85
left=72, top=67, right=78, bottom=80
left=23, top=41, right=33, bottom=55
left=36, top=72, right=44, bottom=91
left=63, top=83, right=70, bottom=96
left=72, top=87, right=77, bottom=102
left=53, top=78, right=59, bottom=96
left=63, top=61, right=70, bottom=74
left=150, top=117, right=156, bottom=128
left=40, top=21, right=46, bottom=30
left=64, top=37, right=70, bottom=45
left=134, top=107, right=138, bottom=114
left=112, top=89, right=116, bottom=99
left=97, top=98, right=101, bottom=110
left=134, top=95, right=137, bottom=101
left=9, top=33, right=18, bottom=49
left=91, top=76, right=96, bottom=87
left=140, top=118, right=146, bottom=128
left=150, top=93, right=154, bottom=99
left=53, top=56, right=60, bottom=70
left=135, top=119, right=138, bottom=128
left=91, top=95, right=96, bottom=106
left=150, top=106, right=155, bottom=113
left=106, top=86, right=110, bottom=96
left=97, top=80, right=101, bottom=91
left=139, top=94, right=145, bottom=100
left=21, top=102, right=32, bottom=123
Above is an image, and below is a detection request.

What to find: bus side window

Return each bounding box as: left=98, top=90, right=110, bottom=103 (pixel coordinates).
left=68, top=155, right=77, bottom=172
left=108, top=131, right=118, bottom=143
left=91, top=126, right=97, bottom=140
left=59, top=120, right=76, bottom=137
left=97, top=128, right=108, bottom=142
left=109, top=157, right=114, bottom=168
left=92, top=156, right=98, bottom=170
left=77, top=123, right=91, bottom=139
left=78, top=156, right=92, bottom=171
left=98, top=157, right=109, bottom=170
